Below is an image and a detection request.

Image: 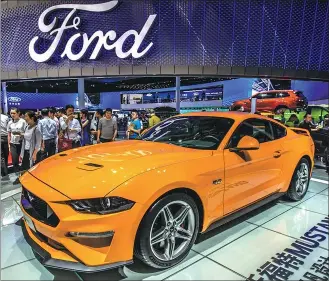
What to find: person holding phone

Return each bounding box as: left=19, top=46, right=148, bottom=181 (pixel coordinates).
left=7, top=108, right=27, bottom=180
left=60, top=104, right=81, bottom=148
left=13, top=111, right=41, bottom=185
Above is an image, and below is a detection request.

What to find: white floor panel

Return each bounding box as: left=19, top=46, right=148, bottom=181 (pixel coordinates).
left=262, top=208, right=328, bottom=249
left=1, top=223, right=35, bottom=269
left=320, top=189, right=328, bottom=196
left=123, top=250, right=203, bottom=280
left=192, top=221, right=257, bottom=256
left=208, top=227, right=329, bottom=280
left=1, top=259, right=54, bottom=280
left=12, top=192, right=22, bottom=202
left=295, top=194, right=329, bottom=216
left=166, top=258, right=242, bottom=280
left=1, top=187, right=22, bottom=201
left=308, top=181, right=328, bottom=193
left=208, top=228, right=295, bottom=278
left=246, top=203, right=291, bottom=226
left=1, top=198, right=23, bottom=226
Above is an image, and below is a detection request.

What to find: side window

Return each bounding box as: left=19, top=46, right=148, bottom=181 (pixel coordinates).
left=271, top=122, right=287, bottom=140
left=258, top=93, right=277, bottom=99
left=277, top=92, right=290, bottom=98
left=256, top=93, right=266, bottom=99
left=228, top=119, right=274, bottom=148
left=266, top=93, right=277, bottom=99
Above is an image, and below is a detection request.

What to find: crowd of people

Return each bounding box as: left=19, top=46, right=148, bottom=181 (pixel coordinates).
left=0, top=105, right=162, bottom=184
left=2, top=105, right=327, bottom=184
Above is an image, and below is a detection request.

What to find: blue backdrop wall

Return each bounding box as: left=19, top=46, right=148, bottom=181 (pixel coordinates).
left=1, top=0, right=328, bottom=80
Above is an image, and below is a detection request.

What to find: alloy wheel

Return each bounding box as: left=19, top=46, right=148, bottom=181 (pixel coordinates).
left=149, top=200, right=196, bottom=262
left=295, top=163, right=309, bottom=196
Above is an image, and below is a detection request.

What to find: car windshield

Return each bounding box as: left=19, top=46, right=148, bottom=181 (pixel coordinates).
left=140, top=116, right=235, bottom=150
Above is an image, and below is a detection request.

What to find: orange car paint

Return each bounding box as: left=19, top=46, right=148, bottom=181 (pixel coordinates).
left=20, top=112, right=314, bottom=268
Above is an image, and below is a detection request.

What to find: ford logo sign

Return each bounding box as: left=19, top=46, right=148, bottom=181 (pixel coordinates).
left=8, top=97, right=21, bottom=102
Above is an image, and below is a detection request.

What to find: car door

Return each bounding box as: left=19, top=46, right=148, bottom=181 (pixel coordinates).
left=223, top=118, right=284, bottom=215
left=261, top=92, right=278, bottom=111
left=255, top=93, right=266, bottom=111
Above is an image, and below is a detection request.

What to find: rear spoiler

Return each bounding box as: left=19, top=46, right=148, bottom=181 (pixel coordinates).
left=290, top=128, right=311, bottom=137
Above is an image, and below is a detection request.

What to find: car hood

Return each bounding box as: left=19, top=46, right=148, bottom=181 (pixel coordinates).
left=28, top=141, right=211, bottom=199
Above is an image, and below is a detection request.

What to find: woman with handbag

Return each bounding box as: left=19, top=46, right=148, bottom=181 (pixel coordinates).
left=13, top=111, right=41, bottom=185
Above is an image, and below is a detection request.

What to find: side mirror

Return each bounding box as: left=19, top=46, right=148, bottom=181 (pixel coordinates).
left=229, top=136, right=260, bottom=152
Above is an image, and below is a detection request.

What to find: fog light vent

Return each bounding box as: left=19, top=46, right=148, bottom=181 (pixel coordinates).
left=67, top=231, right=114, bottom=238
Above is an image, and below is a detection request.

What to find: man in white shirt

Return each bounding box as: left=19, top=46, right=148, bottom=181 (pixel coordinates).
left=60, top=104, right=81, bottom=148
left=38, top=108, right=58, bottom=159
left=7, top=108, right=27, bottom=177
left=1, top=110, right=9, bottom=180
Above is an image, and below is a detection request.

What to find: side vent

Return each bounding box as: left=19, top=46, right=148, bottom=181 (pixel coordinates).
left=84, top=163, right=103, bottom=168
left=76, top=163, right=104, bottom=171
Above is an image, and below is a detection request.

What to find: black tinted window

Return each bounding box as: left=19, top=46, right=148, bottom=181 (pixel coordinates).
left=276, top=92, right=290, bottom=98
left=142, top=116, right=235, bottom=150
left=271, top=122, right=287, bottom=139
left=257, top=93, right=277, bottom=99
left=256, top=93, right=267, bottom=99
left=228, top=119, right=274, bottom=147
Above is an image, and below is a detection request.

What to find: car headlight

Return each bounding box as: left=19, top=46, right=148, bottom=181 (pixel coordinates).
left=66, top=197, right=135, bottom=214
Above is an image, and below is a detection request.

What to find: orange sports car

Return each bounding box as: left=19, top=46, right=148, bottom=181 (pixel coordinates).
left=20, top=112, right=314, bottom=272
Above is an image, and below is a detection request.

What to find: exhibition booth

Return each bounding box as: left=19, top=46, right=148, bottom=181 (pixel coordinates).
left=1, top=1, right=328, bottom=281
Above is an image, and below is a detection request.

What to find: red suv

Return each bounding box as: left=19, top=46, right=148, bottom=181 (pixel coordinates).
left=231, top=90, right=308, bottom=114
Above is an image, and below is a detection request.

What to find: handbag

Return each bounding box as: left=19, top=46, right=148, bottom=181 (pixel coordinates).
left=58, top=128, right=73, bottom=152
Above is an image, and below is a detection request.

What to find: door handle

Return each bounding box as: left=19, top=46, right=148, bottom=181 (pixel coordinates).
left=273, top=150, right=282, bottom=158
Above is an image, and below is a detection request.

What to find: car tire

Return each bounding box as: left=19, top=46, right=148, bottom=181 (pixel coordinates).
left=286, top=158, right=311, bottom=201
left=135, top=193, right=199, bottom=269
left=274, top=106, right=288, bottom=114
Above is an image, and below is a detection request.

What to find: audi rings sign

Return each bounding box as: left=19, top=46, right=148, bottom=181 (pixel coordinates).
left=29, top=1, right=157, bottom=63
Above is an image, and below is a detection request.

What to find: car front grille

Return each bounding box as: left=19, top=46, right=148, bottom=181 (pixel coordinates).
left=21, top=187, right=60, bottom=227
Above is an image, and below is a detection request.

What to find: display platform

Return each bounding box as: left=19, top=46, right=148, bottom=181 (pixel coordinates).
left=1, top=168, right=328, bottom=281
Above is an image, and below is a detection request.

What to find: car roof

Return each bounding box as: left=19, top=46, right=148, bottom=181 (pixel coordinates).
left=256, top=90, right=295, bottom=93
left=177, top=111, right=277, bottom=122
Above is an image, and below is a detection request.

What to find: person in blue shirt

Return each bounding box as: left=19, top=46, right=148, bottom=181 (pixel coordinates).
left=127, top=110, right=141, bottom=139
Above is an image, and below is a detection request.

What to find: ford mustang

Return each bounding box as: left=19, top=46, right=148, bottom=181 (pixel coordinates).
left=20, top=112, right=314, bottom=272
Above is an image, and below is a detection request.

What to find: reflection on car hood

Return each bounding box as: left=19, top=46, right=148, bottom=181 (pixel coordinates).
left=28, top=141, right=211, bottom=199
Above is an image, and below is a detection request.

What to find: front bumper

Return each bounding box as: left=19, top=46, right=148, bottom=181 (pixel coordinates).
left=21, top=221, right=132, bottom=272
left=19, top=174, right=144, bottom=271
left=295, top=100, right=308, bottom=110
